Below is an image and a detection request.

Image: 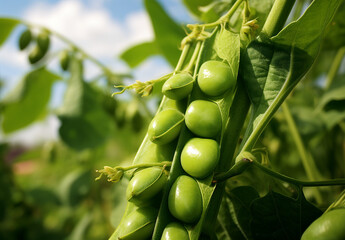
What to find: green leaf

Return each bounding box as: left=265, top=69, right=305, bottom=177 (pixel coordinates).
left=0, top=18, right=20, bottom=47
left=215, top=27, right=241, bottom=78
left=239, top=0, right=340, bottom=153
left=58, top=58, right=114, bottom=150
left=144, top=0, right=185, bottom=66
left=251, top=190, right=322, bottom=240
left=182, top=0, right=213, bottom=19
left=1, top=68, right=60, bottom=133
left=271, top=0, right=341, bottom=58
left=248, top=0, right=275, bottom=32
left=120, top=41, right=160, bottom=68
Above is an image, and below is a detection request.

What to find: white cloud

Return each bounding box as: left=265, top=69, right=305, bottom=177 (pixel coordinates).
left=24, top=0, right=153, bottom=58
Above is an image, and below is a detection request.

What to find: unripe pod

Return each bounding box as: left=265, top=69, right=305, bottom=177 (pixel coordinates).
left=126, top=167, right=168, bottom=204
left=37, top=31, right=50, bottom=54
left=161, top=222, right=189, bottom=240
left=18, top=29, right=32, bottom=50
left=28, top=46, right=44, bottom=64
left=168, top=175, right=202, bottom=223
left=181, top=138, right=219, bottom=178
left=301, top=208, right=345, bottom=240
left=148, top=109, right=184, bottom=145
left=185, top=100, right=222, bottom=138
left=119, top=207, right=158, bottom=240
left=59, top=50, right=70, bottom=71
left=197, top=60, right=236, bottom=97
left=162, top=73, right=194, bottom=100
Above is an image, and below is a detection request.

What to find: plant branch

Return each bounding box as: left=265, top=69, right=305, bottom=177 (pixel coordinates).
left=325, top=46, right=345, bottom=89
left=260, top=0, right=296, bottom=38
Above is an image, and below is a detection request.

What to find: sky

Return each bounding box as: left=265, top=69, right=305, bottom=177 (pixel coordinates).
left=0, top=0, right=194, bottom=146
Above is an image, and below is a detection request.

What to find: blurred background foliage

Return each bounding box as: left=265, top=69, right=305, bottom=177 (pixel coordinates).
left=0, top=0, right=344, bottom=239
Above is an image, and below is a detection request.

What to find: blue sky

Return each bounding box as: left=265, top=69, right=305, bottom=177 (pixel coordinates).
left=0, top=0, right=193, bottom=146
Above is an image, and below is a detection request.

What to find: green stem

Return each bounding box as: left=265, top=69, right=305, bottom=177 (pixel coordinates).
left=251, top=160, right=345, bottom=187
left=184, top=41, right=202, bottom=73
left=325, top=46, right=345, bottom=89
left=282, top=102, right=322, bottom=180
left=120, top=161, right=172, bottom=171
left=23, top=20, right=131, bottom=82
left=282, top=102, right=323, bottom=203
left=175, top=43, right=191, bottom=73
left=260, top=0, right=296, bottom=38
left=187, top=0, right=244, bottom=29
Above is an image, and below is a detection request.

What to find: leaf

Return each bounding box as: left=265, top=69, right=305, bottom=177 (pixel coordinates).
left=271, top=0, right=341, bottom=58
left=144, top=0, right=185, bottom=66
left=215, top=27, right=241, bottom=78
left=240, top=0, right=340, bottom=152
left=58, top=58, right=114, bottom=150
left=182, top=0, right=214, bottom=19
left=120, top=41, right=160, bottom=68
left=248, top=0, right=275, bottom=32
left=0, top=18, right=20, bottom=47
left=58, top=169, right=92, bottom=206
left=250, top=190, right=322, bottom=240
left=1, top=68, right=60, bottom=133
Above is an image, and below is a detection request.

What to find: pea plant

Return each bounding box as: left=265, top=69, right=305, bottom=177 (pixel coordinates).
left=96, top=0, right=345, bottom=239
left=0, top=0, right=345, bottom=239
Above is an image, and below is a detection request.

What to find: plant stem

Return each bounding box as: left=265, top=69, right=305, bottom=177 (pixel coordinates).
left=325, top=46, right=345, bottom=89
left=175, top=43, right=191, bottom=73
left=120, top=161, right=172, bottom=171
left=184, top=41, right=202, bottom=73
left=261, top=0, right=296, bottom=38
left=187, top=0, right=244, bottom=29
left=251, top=160, right=345, bottom=187
left=282, top=102, right=322, bottom=181
left=23, top=21, right=131, bottom=82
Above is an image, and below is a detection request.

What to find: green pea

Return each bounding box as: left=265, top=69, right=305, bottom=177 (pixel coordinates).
left=59, top=50, right=70, bottom=71
left=185, top=100, right=221, bottom=138
left=37, top=31, right=50, bottom=54
left=18, top=29, right=32, bottom=50
left=148, top=109, right=184, bottom=145
left=301, top=208, right=345, bottom=240
left=197, top=60, right=236, bottom=96
left=126, top=167, right=168, bottom=204
left=161, top=222, right=189, bottom=240
left=162, top=73, right=194, bottom=100
left=181, top=138, right=219, bottom=178
left=28, top=46, right=44, bottom=64
left=119, top=207, right=158, bottom=240
left=168, top=175, right=202, bottom=224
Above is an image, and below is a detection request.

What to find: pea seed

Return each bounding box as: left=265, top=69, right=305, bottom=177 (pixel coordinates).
left=148, top=109, right=184, bottom=145
left=119, top=207, right=158, bottom=240
left=198, top=60, right=236, bottom=96
left=185, top=100, right=221, bottom=138
left=168, top=175, right=202, bottom=224
left=161, top=222, right=189, bottom=240
left=162, top=73, right=194, bottom=100
left=127, top=167, right=168, bottom=204
left=181, top=138, right=219, bottom=178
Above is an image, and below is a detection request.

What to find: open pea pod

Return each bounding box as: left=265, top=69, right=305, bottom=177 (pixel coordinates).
left=109, top=97, right=187, bottom=240
left=152, top=26, right=241, bottom=240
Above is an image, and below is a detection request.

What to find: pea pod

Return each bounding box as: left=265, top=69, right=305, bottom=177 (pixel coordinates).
left=28, top=46, right=44, bottom=64
left=161, top=222, right=189, bottom=240
left=168, top=175, right=203, bottom=224
left=59, top=50, right=70, bottom=71
left=148, top=108, right=184, bottom=145
left=37, top=31, right=50, bottom=54
left=119, top=207, right=158, bottom=240
left=162, top=73, right=194, bottom=100
left=18, top=29, right=32, bottom=50
left=126, top=167, right=168, bottom=204
left=301, top=208, right=345, bottom=240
